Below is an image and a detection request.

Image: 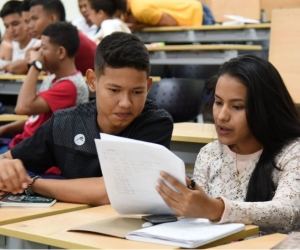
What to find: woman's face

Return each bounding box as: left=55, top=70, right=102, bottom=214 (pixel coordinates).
left=213, top=74, right=262, bottom=154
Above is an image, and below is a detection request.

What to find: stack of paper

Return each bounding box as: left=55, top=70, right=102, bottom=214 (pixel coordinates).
left=126, top=217, right=245, bottom=248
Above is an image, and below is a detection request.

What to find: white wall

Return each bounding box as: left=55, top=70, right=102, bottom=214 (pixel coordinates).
left=0, top=0, right=82, bottom=35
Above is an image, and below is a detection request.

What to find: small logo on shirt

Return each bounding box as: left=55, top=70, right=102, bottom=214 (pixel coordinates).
left=74, top=134, right=85, bottom=146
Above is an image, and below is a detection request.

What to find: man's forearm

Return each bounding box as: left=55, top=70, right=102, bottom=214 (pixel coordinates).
left=0, top=121, right=26, bottom=135
left=32, top=177, right=110, bottom=206
left=6, top=60, right=29, bottom=74
left=15, top=66, right=40, bottom=114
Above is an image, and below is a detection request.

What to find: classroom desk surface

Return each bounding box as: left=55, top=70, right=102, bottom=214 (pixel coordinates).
left=136, top=24, right=271, bottom=44
left=0, top=114, right=28, bottom=121
left=148, top=44, right=262, bottom=65
left=172, top=122, right=217, bottom=144
left=0, top=205, right=259, bottom=249
left=210, top=233, right=287, bottom=249
left=0, top=202, right=89, bottom=226
left=142, top=23, right=271, bottom=32
left=171, top=123, right=217, bottom=164
left=147, top=44, right=262, bottom=52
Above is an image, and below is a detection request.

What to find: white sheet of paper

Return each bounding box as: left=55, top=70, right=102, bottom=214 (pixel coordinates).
left=223, top=14, right=260, bottom=24
left=126, top=217, right=245, bottom=248
left=95, top=133, right=186, bottom=215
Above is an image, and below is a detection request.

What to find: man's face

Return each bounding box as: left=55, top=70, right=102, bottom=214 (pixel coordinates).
left=87, top=67, right=152, bottom=134
left=78, top=0, right=90, bottom=20
left=28, top=5, right=53, bottom=39
left=3, top=13, right=27, bottom=42
left=40, top=35, right=60, bottom=72
left=22, top=11, right=31, bottom=33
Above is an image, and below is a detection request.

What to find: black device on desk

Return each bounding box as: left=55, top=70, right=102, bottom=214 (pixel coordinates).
left=142, top=214, right=178, bottom=225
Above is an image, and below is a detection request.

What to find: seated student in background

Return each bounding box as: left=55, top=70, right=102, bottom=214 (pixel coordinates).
left=122, top=0, right=215, bottom=32
left=0, top=22, right=89, bottom=155
left=0, top=32, right=173, bottom=205
left=0, top=31, right=12, bottom=62
left=87, top=0, right=131, bottom=44
left=157, top=55, right=300, bottom=234
left=72, top=0, right=98, bottom=40
left=25, top=0, right=96, bottom=75
left=0, top=0, right=39, bottom=74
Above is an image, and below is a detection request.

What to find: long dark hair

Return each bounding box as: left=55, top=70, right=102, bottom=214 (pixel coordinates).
left=212, top=54, right=300, bottom=202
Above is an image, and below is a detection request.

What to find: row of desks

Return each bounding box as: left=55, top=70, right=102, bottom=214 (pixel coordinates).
left=0, top=204, right=261, bottom=249
left=135, top=23, right=271, bottom=44
left=0, top=203, right=287, bottom=249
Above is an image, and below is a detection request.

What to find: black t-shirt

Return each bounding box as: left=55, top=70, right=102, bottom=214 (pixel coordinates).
left=11, top=99, right=173, bottom=179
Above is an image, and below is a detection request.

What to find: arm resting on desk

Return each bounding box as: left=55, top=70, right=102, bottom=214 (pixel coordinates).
left=2, top=59, right=28, bottom=74
left=32, top=177, right=110, bottom=206
left=0, top=120, right=26, bottom=136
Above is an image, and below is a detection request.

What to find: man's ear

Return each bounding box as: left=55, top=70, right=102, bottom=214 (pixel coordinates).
left=50, top=14, right=59, bottom=22
left=58, top=46, right=66, bottom=60
left=146, top=77, right=153, bottom=92
left=86, top=69, right=97, bottom=92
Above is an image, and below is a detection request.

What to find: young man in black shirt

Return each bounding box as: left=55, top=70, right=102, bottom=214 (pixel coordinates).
left=0, top=32, right=173, bottom=206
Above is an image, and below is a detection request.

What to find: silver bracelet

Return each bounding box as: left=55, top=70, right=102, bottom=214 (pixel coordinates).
left=25, top=176, right=41, bottom=196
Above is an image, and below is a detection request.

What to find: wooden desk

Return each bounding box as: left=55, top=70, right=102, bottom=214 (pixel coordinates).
left=0, top=205, right=259, bottom=249
left=210, top=233, right=287, bottom=249
left=171, top=122, right=217, bottom=164
left=0, top=202, right=89, bottom=248
left=0, top=114, right=28, bottom=122
left=135, top=24, right=270, bottom=44
left=147, top=44, right=262, bottom=65
left=269, top=9, right=300, bottom=104
left=0, top=75, right=161, bottom=96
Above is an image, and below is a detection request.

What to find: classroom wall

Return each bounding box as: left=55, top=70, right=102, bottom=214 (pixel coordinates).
left=0, top=0, right=81, bottom=36
left=261, top=0, right=300, bottom=22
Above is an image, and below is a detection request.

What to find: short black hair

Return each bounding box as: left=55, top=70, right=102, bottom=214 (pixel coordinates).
left=42, top=22, right=79, bottom=58
left=22, top=0, right=33, bottom=12
left=95, top=32, right=150, bottom=77
left=30, top=0, right=66, bottom=21
left=0, top=0, right=22, bottom=18
left=88, top=0, right=126, bottom=16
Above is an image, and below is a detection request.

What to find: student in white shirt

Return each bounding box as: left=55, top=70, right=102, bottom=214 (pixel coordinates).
left=0, top=0, right=39, bottom=74
left=72, top=0, right=98, bottom=40
left=157, top=54, right=300, bottom=234
left=87, top=0, right=131, bottom=44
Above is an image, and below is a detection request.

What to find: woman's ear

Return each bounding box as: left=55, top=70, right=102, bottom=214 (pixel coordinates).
left=86, top=69, right=97, bottom=92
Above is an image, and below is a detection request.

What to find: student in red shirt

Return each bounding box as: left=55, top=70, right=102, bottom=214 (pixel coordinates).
left=6, top=0, right=96, bottom=75
left=0, top=22, right=89, bottom=154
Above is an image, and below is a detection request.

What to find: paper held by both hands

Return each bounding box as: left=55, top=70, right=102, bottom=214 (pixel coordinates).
left=95, top=133, right=186, bottom=215
left=69, top=134, right=245, bottom=248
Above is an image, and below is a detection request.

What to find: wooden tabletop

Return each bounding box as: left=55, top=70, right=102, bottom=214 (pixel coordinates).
left=0, top=202, right=89, bottom=226
left=0, top=75, right=161, bottom=82
left=147, top=44, right=262, bottom=52
left=0, top=74, right=47, bottom=81
left=0, top=114, right=28, bottom=121
left=0, top=205, right=259, bottom=249
left=141, top=23, right=271, bottom=32
left=210, top=233, right=287, bottom=249
left=172, top=122, right=218, bottom=144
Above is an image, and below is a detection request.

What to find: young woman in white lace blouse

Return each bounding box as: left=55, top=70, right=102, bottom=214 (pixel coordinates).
left=157, top=54, right=300, bottom=233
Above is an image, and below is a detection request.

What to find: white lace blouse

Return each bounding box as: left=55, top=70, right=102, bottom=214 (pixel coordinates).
left=193, top=139, right=300, bottom=233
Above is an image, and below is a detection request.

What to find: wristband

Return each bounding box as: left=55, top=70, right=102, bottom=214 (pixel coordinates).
left=25, top=175, right=41, bottom=196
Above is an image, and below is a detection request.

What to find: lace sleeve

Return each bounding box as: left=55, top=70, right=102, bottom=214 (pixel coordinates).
left=220, top=144, right=300, bottom=233
left=193, top=145, right=212, bottom=194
